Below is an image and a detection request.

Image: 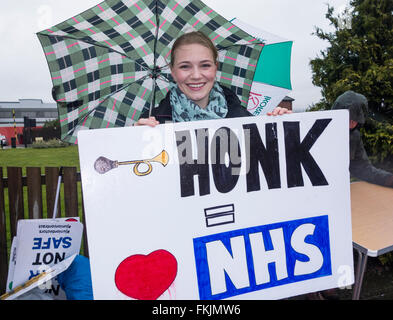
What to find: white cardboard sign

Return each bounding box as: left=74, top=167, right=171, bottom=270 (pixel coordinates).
left=78, top=110, right=354, bottom=300
left=3, top=254, right=77, bottom=300
left=8, top=218, right=83, bottom=299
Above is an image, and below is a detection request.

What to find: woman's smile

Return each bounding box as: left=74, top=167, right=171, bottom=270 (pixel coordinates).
left=187, top=83, right=206, bottom=90
left=170, top=43, right=218, bottom=109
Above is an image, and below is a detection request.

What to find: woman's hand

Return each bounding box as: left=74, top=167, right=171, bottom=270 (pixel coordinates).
left=134, top=116, right=160, bottom=127
left=266, top=107, right=292, bottom=116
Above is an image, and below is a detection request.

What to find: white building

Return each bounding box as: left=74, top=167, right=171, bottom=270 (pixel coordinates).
left=0, top=99, right=58, bottom=144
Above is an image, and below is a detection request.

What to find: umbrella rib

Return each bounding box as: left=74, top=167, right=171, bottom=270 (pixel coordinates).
left=153, top=0, right=159, bottom=69
left=157, top=74, right=171, bottom=84
left=149, top=0, right=160, bottom=116
left=64, top=74, right=151, bottom=138
left=37, top=32, right=150, bottom=73
left=217, top=42, right=265, bottom=51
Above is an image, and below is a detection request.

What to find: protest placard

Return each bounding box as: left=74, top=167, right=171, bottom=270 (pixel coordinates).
left=5, top=237, right=17, bottom=293
left=8, top=218, right=83, bottom=299
left=2, top=254, right=76, bottom=300
left=78, top=110, right=354, bottom=300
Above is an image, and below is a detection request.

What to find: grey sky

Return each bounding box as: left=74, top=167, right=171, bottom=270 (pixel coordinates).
left=0, top=0, right=350, bottom=111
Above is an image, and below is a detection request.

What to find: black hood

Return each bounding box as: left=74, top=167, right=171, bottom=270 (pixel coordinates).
left=331, top=90, right=368, bottom=124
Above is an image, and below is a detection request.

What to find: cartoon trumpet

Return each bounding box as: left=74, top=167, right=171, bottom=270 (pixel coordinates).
left=94, top=150, right=169, bottom=176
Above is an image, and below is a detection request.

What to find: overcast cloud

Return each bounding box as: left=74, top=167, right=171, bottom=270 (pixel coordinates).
left=0, top=0, right=351, bottom=111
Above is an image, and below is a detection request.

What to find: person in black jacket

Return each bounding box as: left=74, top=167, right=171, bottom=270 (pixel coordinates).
left=332, top=90, right=393, bottom=188
left=136, top=31, right=290, bottom=127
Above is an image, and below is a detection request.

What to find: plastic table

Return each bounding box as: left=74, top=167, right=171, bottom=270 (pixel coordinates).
left=350, top=181, right=393, bottom=300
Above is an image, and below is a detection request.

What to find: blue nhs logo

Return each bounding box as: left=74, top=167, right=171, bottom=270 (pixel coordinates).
left=193, top=215, right=331, bottom=300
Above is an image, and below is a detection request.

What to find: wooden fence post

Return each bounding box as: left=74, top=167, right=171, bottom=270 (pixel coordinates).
left=0, top=167, right=8, bottom=293
left=7, top=167, right=24, bottom=240
left=27, top=167, right=43, bottom=220
left=63, top=167, right=78, bottom=218
left=45, top=167, right=60, bottom=218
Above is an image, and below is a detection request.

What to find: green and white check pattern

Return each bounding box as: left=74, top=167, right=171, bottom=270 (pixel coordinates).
left=37, top=0, right=263, bottom=144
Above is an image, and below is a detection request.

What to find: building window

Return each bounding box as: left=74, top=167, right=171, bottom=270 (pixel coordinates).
left=20, top=112, right=36, bottom=118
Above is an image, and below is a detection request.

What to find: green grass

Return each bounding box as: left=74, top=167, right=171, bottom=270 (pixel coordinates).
left=0, top=145, right=80, bottom=175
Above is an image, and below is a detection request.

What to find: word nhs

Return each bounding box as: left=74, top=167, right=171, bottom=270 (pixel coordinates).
left=193, top=216, right=331, bottom=300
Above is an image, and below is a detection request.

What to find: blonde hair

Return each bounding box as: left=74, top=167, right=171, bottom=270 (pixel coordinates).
left=170, top=31, right=218, bottom=66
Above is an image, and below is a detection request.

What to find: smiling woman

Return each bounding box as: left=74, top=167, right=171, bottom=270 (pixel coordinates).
left=170, top=43, right=218, bottom=109
left=135, top=31, right=291, bottom=127
left=169, top=31, right=219, bottom=110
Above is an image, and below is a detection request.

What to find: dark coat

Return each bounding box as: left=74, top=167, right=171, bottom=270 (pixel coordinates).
left=349, top=128, right=393, bottom=187
left=332, top=90, right=393, bottom=187
left=141, top=85, right=252, bottom=123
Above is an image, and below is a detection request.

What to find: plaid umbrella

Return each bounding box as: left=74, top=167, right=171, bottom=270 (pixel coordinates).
left=231, top=18, right=293, bottom=116
left=37, top=0, right=264, bottom=144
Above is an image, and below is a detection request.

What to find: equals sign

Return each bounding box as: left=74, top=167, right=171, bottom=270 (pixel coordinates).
left=204, top=204, right=235, bottom=228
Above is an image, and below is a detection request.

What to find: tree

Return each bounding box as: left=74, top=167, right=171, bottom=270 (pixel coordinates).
left=31, top=118, right=61, bottom=141
left=310, top=0, right=393, bottom=123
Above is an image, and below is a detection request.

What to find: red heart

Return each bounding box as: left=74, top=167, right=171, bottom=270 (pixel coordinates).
left=114, top=250, right=178, bottom=300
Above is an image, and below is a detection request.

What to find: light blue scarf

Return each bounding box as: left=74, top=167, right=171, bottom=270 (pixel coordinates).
left=170, top=82, right=228, bottom=122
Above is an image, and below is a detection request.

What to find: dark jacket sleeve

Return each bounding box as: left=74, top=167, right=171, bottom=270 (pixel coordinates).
left=222, top=86, right=253, bottom=118
left=349, top=129, right=393, bottom=188
left=140, top=107, right=150, bottom=119
left=140, top=94, right=173, bottom=124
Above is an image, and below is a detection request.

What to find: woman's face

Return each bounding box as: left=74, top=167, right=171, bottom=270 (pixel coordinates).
left=170, top=43, right=218, bottom=109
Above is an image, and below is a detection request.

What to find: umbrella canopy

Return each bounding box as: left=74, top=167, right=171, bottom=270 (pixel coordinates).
left=37, top=0, right=264, bottom=144
left=231, top=18, right=293, bottom=116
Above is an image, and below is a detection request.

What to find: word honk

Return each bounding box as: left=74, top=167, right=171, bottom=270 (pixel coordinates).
left=193, top=216, right=331, bottom=299
left=175, top=119, right=332, bottom=197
